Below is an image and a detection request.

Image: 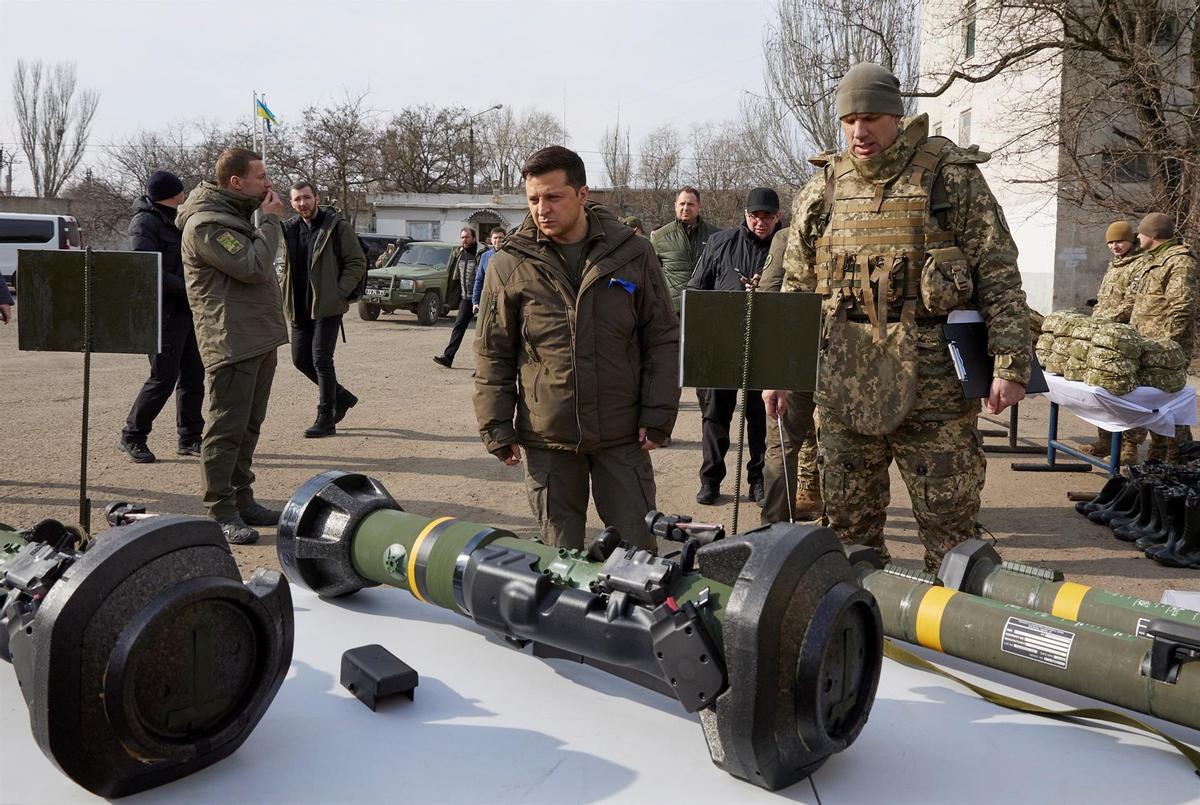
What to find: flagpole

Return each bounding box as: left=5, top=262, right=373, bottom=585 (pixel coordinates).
left=252, top=90, right=259, bottom=154
left=260, top=93, right=269, bottom=168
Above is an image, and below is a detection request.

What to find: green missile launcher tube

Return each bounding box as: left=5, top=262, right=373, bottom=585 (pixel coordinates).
left=857, top=565, right=1200, bottom=732
left=937, top=539, right=1200, bottom=637
left=278, top=471, right=885, bottom=792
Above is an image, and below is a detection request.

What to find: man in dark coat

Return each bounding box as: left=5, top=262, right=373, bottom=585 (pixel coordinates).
left=118, top=170, right=205, bottom=463
left=686, top=187, right=783, bottom=505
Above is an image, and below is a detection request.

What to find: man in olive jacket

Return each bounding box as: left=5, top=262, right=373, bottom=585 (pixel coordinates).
left=177, top=147, right=288, bottom=545
left=650, top=186, right=721, bottom=312
left=474, top=146, right=680, bottom=551
left=281, top=181, right=367, bottom=437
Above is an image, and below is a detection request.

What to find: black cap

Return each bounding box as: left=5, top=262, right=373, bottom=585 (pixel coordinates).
left=146, top=170, right=184, bottom=202
left=745, top=187, right=780, bottom=214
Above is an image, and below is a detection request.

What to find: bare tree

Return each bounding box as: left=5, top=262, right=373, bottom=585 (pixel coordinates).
left=600, top=121, right=633, bottom=189
left=686, top=121, right=753, bottom=225
left=379, top=105, right=470, bottom=193
left=750, top=0, right=920, bottom=179
left=11, top=59, right=101, bottom=198
left=638, top=125, right=684, bottom=223
left=477, top=108, right=568, bottom=193
left=917, top=0, right=1198, bottom=239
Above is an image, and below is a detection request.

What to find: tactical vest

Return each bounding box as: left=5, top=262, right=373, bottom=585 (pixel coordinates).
left=811, top=132, right=978, bottom=434
left=814, top=135, right=972, bottom=341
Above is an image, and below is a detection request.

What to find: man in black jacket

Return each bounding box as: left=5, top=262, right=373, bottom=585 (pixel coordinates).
left=686, top=187, right=783, bottom=505
left=118, top=170, right=205, bottom=463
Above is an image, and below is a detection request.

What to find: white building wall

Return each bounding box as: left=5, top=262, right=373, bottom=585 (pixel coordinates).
left=368, top=193, right=528, bottom=241
left=916, top=0, right=1065, bottom=313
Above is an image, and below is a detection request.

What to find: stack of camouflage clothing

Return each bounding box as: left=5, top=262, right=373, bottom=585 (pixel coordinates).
left=1084, top=320, right=1143, bottom=394
left=1139, top=337, right=1189, bottom=392
left=1035, top=311, right=1188, bottom=394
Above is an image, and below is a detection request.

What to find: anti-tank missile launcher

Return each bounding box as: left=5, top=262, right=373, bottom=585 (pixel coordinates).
left=277, top=471, right=884, bottom=791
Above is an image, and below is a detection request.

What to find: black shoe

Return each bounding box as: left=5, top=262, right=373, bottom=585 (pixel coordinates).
left=333, top=388, right=358, bottom=424
left=239, top=501, right=280, bottom=527
left=176, top=439, right=201, bottom=456
left=217, top=516, right=259, bottom=545
left=433, top=355, right=452, bottom=369
left=118, top=438, right=156, bottom=464
left=304, top=406, right=336, bottom=438
left=749, top=480, right=765, bottom=505
left=696, top=483, right=719, bottom=505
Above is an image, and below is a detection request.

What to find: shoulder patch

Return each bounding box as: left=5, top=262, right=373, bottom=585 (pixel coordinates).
left=216, top=231, right=245, bottom=255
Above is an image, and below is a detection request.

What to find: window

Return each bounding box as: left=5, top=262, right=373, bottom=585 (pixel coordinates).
left=406, top=220, right=440, bottom=240
left=1101, top=150, right=1151, bottom=182
left=959, top=109, right=972, bottom=144
left=0, top=218, right=54, bottom=243
left=964, top=0, right=977, bottom=57
left=397, top=245, right=453, bottom=267
left=934, top=122, right=943, bottom=136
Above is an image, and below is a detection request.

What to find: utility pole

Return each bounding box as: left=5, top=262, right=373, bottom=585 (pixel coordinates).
left=468, top=104, right=503, bottom=195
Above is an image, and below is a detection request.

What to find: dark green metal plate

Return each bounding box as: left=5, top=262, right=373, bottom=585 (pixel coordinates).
left=17, top=250, right=160, bottom=354
left=680, top=290, right=821, bottom=391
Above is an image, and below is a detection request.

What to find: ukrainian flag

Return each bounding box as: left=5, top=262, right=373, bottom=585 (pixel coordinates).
left=255, top=99, right=278, bottom=132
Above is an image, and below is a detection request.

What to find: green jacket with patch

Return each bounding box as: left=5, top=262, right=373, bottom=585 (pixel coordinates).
left=177, top=182, right=288, bottom=371
left=473, top=203, right=680, bottom=454
left=650, top=217, right=721, bottom=311
left=280, top=207, right=368, bottom=322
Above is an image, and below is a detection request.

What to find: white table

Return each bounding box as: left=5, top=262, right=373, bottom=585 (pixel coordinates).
left=2, top=586, right=1198, bottom=804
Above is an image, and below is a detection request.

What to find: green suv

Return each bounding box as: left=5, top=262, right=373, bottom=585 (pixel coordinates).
left=357, top=241, right=460, bottom=325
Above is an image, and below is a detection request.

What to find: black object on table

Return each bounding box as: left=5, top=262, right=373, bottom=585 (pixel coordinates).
left=341, top=644, right=419, bottom=710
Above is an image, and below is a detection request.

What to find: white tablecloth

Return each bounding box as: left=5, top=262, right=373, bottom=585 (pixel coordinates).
left=1043, top=374, right=1197, bottom=437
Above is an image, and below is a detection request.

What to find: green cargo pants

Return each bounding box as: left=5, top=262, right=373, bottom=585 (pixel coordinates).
left=523, top=441, right=657, bottom=552
left=201, top=349, right=277, bottom=520
left=818, top=407, right=985, bottom=571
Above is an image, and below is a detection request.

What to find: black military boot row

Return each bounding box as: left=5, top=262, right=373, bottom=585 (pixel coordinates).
left=1147, top=491, right=1200, bottom=569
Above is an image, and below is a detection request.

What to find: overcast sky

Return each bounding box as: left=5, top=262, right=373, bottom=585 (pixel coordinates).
left=0, top=0, right=775, bottom=193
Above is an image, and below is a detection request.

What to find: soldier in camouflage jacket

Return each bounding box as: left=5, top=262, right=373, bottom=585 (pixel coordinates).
left=765, top=63, right=1030, bottom=570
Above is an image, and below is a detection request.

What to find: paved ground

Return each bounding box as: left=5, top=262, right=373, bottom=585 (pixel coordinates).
left=2, top=308, right=1197, bottom=600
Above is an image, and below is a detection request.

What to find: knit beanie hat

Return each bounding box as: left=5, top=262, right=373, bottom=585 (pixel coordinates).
left=146, top=170, right=184, bottom=202
left=1104, top=221, right=1134, bottom=243
left=836, top=63, right=905, bottom=119
left=1137, top=212, right=1175, bottom=240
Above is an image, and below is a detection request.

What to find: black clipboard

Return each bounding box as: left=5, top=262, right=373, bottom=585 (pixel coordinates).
left=942, top=321, right=1048, bottom=399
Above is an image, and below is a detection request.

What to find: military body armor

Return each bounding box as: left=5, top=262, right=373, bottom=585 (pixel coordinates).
left=812, top=127, right=983, bottom=434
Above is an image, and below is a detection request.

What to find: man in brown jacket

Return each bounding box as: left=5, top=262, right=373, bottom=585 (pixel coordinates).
left=177, top=147, right=288, bottom=545
left=473, top=146, right=680, bottom=551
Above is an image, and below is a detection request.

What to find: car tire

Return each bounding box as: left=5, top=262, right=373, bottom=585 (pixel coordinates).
left=358, top=301, right=381, bottom=321
left=416, top=290, right=441, bottom=326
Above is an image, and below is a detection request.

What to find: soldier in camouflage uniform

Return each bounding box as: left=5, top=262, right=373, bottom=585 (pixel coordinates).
left=1082, top=220, right=1142, bottom=461
left=1125, top=212, right=1198, bottom=462
left=765, top=63, right=1030, bottom=570
left=757, top=226, right=822, bottom=523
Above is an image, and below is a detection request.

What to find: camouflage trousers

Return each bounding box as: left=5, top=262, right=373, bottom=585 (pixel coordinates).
left=760, top=392, right=820, bottom=525
left=817, top=406, right=985, bottom=571
left=1123, top=425, right=1193, bottom=462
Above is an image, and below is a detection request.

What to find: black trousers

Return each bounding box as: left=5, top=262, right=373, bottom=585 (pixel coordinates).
left=290, top=314, right=343, bottom=408
left=441, top=296, right=475, bottom=363
left=122, top=311, right=205, bottom=442
left=698, top=388, right=766, bottom=487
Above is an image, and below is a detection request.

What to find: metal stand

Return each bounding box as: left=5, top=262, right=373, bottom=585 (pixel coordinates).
left=1012, top=401, right=1119, bottom=476
left=78, top=247, right=93, bottom=532
left=980, top=403, right=1045, bottom=454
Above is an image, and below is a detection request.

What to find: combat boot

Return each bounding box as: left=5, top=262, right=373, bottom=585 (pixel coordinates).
left=794, top=487, right=823, bottom=521
left=1112, top=479, right=1157, bottom=541
left=334, top=387, right=358, bottom=424
left=1131, top=485, right=1170, bottom=550
left=1119, top=440, right=1139, bottom=466
left=304, top=405, right=336, bottom=439
left=1150, top=491, right=1200, bottom=568
left=217, top=515, right=259, bottom=545
left=1075, top=474, right=1128, bottom=515
left=118, top=438, right=156, bottom=464
left=1087, top=479, right=1140, bottom=525
left=1144, top=486, right=1186, bottom=559
left=1079, top=428, right=1111, bottom=458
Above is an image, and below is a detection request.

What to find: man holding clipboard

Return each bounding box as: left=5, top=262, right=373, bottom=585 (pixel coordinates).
left=762, top=63, right=1031, bottom=571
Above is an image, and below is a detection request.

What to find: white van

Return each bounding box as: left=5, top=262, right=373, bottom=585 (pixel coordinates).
left=0, top=212, right=82, bottom=290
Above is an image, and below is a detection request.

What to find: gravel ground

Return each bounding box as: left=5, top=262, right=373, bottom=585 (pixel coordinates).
left=2, top=308, right=1197, bottom=601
